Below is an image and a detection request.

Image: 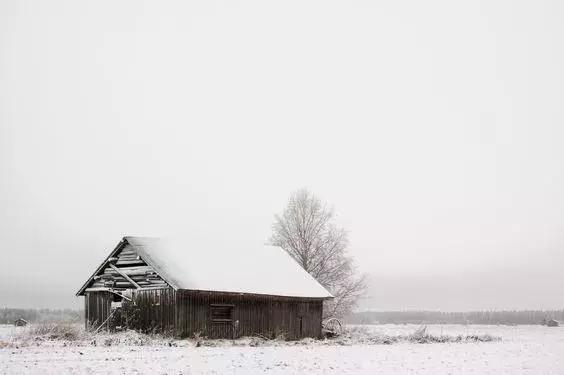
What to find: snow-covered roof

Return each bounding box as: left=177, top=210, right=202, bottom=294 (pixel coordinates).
left=80, top=236, right=333, bottom=299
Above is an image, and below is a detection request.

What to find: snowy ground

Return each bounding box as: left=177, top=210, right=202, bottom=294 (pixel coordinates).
left=1, top=324, right=563, bottom=374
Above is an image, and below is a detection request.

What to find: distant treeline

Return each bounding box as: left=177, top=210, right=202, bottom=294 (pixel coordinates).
left=347, top=310, right=564, bottom=325
left=3, top=307, right=564, bottom=326
left=0, top=308, right=83, bottom=324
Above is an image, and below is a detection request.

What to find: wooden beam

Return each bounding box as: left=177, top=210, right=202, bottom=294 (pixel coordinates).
left=84, top=287, right=132, bottom=301
left=109, top=263, right=141, bottom=289
left=76, top=239, right=126, bottom=296
left=94, top=308, right=117, bottom=334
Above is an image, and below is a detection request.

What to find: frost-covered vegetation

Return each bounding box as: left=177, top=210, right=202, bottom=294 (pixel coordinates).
left=332, top=325, right=499, bottom=345
left=0, top=322, right=499, bottom=349
left=2, top=324, right=561, bottom=374
left=24, top=322, right=82, bottom=341
left=270, top=189, right=367, bottom=318
left=1, top=323, right=173, bottom=348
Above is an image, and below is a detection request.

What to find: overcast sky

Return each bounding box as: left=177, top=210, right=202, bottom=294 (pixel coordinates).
left=1, top=0, right=563, bottom=311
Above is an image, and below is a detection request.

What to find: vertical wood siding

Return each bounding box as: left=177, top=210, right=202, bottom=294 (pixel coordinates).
left=173, top=290, right=323, bottom=339
left=86, top=288, right=324, bottom=339
left=120, top=288, right=324, bottom=339
left=84, top=291, right=112, bottom=330
left=131, top=288, right=176, bottom=333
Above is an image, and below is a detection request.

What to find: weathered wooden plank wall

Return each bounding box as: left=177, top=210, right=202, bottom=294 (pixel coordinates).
left=84, top=291, right=112, bottom=330
left=124, top=288, right=323, bottom=339
left=86, top=288, right=324, bottom=339
left=132, top=288, right=176, bottom=334
left=174, top=290, right=323, bottom=339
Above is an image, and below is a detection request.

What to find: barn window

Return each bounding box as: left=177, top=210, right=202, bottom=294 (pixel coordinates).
left=210, top=304, right=233, bottom=322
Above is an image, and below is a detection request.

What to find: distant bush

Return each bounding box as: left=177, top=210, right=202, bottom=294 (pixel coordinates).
left=12, top=322, right=85, bottom=345
left=331, top=325, right=501, bottom=345
left=27, top=322, right=82, bottom=340
left=404, top=325, right=499, bottom=343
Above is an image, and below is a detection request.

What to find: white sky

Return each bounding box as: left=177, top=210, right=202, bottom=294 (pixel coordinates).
left=1, top=0, right=563, bottom=310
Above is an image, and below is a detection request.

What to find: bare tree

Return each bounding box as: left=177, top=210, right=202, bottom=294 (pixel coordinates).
left=269, top=189, right=367, bottom=318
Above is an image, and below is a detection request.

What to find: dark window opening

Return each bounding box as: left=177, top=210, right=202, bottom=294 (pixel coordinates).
left=210, top=304, right=234, bottom=322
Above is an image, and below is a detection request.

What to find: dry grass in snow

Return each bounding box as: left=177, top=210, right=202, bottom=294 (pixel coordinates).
left=1, top=322, right=500, bottom=349
left=332, top=325, right=500, bottom=345
left=2, top=324, right=562, bottom=374
left=2, top=323, right=175, bottom=348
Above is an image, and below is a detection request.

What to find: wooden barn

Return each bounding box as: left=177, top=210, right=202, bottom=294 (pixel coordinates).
left=76, top=236, right=332, bottom=339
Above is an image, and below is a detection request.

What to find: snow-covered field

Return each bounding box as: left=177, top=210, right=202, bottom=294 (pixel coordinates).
left=1, top=324, right=563, bottom=374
